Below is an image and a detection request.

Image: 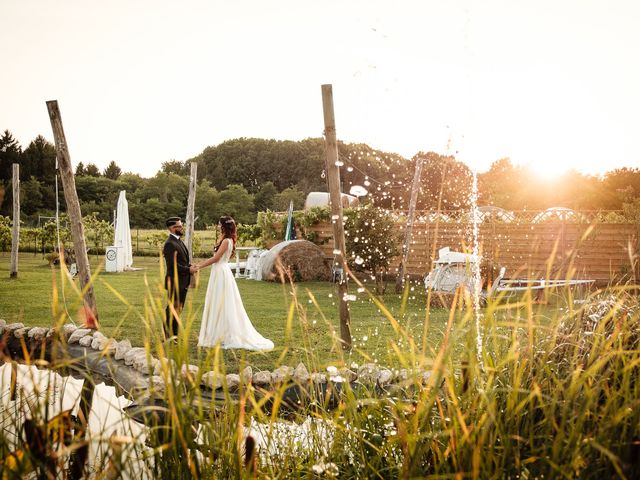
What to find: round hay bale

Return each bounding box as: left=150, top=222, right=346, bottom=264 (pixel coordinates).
left=259, top=240, right=331, bottom=282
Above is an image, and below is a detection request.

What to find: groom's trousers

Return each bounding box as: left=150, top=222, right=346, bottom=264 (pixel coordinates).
left=165, top=277, right=188, bottom=339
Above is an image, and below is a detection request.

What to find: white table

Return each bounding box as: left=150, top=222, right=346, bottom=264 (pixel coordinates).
left=234, top=246, right=259, bottom=278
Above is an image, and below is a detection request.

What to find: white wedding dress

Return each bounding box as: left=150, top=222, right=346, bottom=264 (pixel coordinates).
left=198, top=239, right=274, bottom=350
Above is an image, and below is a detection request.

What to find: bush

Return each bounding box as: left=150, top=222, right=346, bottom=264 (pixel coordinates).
left=0, top=215, right=11, bottom=251
left=344, top=205, right=400, bottom=293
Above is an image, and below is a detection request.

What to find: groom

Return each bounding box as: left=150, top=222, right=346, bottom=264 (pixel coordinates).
left=163, top=217, right=197, bottom=339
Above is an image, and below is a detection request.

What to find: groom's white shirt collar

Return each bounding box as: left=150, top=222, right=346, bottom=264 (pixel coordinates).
left=170, top=233, right=181, bottom=240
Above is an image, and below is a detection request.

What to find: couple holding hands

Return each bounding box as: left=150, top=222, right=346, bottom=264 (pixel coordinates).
left=162, top=216, right=273, bottom=351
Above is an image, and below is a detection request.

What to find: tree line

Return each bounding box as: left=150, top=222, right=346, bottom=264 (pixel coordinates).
left=1, top=129, right=639, bottom=229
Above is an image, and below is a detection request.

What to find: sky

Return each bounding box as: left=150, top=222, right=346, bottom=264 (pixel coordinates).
left=1, top=0, right=639, bottom=178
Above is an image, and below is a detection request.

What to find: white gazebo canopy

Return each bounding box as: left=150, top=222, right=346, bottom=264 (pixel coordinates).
left=114, top=190, right=133, bottom=271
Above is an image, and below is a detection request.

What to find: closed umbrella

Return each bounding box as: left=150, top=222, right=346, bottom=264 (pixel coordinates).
left=284, top=200, right=296, bottom=241
left=114, top=190, right=133, bottom=271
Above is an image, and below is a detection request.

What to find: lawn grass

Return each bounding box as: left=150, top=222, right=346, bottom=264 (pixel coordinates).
left=0, top=252, right=457, bottom=372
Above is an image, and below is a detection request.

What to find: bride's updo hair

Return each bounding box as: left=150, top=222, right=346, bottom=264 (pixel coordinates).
left=215, top=215, right=237, bottom=255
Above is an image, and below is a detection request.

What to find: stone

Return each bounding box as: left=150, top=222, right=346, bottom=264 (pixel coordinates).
left=419, top=371, right=432, bottom=385
left=202, top=371, right=223, bottom=390
left=114, top=339, right=132, bottom=361
left=27, top=327, right=48, bottom=341
left=124, top=347, right=146, bottom=366
left=153, top=357, right=176, bottom=376
left=61, top=324, right=77, bottom=340
left=181, top=363, right=199, bottom=379
left=134, top=355, right=159, bottom=375
left=396, top=369, right=410, bottom=382
left=310, top=372, right=327, bottom=384
left=226, top=373, right=241, bottom=390
left=293, top=362, right=310, bottom=383
left=148, top=375, right=166, bottom=394
left=101, top=338, right=117, bottom=355
left=377, top=369, right=394, bottom=387
left=241, top=366, right=253, bottom=384
left=5, top=323, right=25, bottom=335
left=78, top=335, right=94, bottom=347
left=68, top=328, right=92, bottom=344
left=357, top=365, right=379, bottom=384
left=271, top=366, right=293, bottom=384
left=338, top=368, right=356, bottom=383
left=91, top=335, right=114, bottom=352
left=252, top=370, right=272, bottom=387
left=13, top=327, right=30, bottom=339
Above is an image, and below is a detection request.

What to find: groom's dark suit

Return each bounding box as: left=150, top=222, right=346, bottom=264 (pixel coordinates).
left=163, top=234, right=191, bottom=338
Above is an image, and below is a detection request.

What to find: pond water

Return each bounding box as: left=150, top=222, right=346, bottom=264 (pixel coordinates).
left=0, top=362, right=335, bottom=477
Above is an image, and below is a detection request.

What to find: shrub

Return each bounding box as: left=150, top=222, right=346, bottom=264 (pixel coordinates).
left=344, top=205, right=400, bottom=293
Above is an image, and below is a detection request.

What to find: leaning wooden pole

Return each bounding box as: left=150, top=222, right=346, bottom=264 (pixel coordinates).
left=184, top=162, right=198, bottom=256
left=46, top=100, right=99, bottom=328
left=9, top=164, right=20, bottom=278
left=321, top=84, right=352, bottom=350
left=395, top=154, right=424, bottom=293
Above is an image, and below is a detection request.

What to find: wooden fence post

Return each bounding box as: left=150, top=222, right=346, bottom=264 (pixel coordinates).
left=10, top=164, right=19, bottom=278
left=46, top=100, right=99, bottom=327
left=185, top=162, right=198, bottom=257
left=395, top=154, right=424, bottom=293
left=321, top=84, right=352, bottom=350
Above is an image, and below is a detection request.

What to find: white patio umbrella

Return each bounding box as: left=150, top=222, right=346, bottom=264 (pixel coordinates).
left=114, top=190, right=133, bottom=271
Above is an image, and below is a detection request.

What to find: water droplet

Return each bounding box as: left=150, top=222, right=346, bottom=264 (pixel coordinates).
left=335, top=160, right=344, bottom=167
left=354, top=256, right=364, bottom=265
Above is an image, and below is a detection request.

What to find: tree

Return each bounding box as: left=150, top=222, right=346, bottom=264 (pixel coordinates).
left=415, top=152, right=473, bottom=211
left=75, top=162, right=86, bottom=176
left=254, top=181, right=278, bottom=212
left=601, top=168, right=640, bottom=209
left=216, top=184, right=255, bottom=224
left=478, top=158, right=525, bottom=209
left=272, top=186, right=305, bottom=211
left=194, top=180, right=219, bottom=229
left=21, top=176, right=43, bottom=216
left=103, top=160, right=122, bottom=180
left=85, top=163, right=101, bottom=177
left=0, top=130, right=22, bottom=181
left=22, top=135, right=56, bottom=182
left=161, top=160, right=189, bottom=176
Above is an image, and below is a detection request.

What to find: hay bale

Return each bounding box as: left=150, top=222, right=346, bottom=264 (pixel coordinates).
left=259, top=240, right=331, bottom=282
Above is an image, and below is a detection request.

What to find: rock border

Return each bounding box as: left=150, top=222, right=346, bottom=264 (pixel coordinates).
left=0, top=320, right=433, bottom=397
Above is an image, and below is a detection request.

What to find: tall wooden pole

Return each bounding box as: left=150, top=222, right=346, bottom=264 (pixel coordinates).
left=185, top=162, right=198, bottom=256
left=395, top=154, right=424, bottom=293
left=321, top=84, right=352, bottom=350
left=9, top=164, right=19, bottom=278
left=46, top=100, right=99, bottom=328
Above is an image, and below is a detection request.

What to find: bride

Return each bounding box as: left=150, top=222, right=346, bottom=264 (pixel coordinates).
left=195, top=216, right=274, bottom=351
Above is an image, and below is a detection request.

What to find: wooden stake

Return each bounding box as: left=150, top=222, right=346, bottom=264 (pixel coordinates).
left=185, top=162, right=198, bottom=256
left=10, top=164, right=19, bottom=278
left=395, top=154, right=424, bottom=293
left=321, top=84, right=352, bottom=350
left=46, top=100, right=99, bottom=328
